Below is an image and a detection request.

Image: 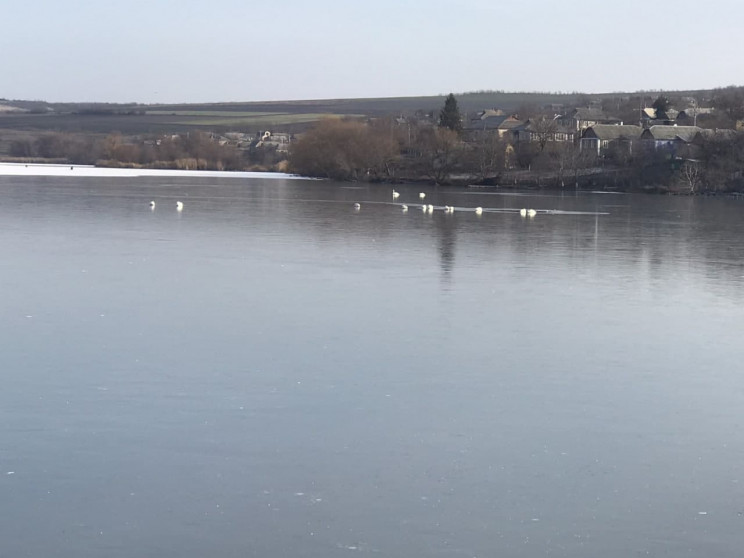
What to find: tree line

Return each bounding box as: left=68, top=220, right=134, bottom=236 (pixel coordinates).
left=8, top=131, right=285, bottom=171
left=289, top=91, right=744, bottom=192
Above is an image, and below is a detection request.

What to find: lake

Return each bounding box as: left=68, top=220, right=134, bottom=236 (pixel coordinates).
left=2, top=169, right=744, bottom=557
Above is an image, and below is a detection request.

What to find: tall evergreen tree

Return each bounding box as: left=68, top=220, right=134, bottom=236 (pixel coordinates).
left=651, top=95, right=671, bottom=116
left=439, top=93, right=462, bottom=133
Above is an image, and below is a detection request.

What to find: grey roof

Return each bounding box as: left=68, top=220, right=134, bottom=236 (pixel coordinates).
left=513, top=119, right=576, bottom=136
left=476, top=109, right=505, bottom=118
left=581, top=125, right=642, bottom=141
left=466, top=114, right=522, bottom=131
left=497, top=117, right=524, bottom=130
left=642, top=125, right=702, bottom=142
left=466, top=114, right=509, bottom=130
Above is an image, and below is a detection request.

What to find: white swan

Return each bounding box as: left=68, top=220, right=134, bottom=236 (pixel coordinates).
left=527, top=209, right=537, bottom=217
left=421, top=204, right=427, bottom=212
left=427, top=204, right=434, bottom=213
left=392, top=190, right=400, bottom=199
left=419, top=192, right=426, bottom=200
left=149, top=201, right=156, bottom=209
left=475, top=207, right=483, bottom=215
left=353, top=203, right=361, bottom=211
left=176, top=201, right=184, bottom=211
left=519, top=208, right=527, bottom=217
left=401, top=204, right=408, bottom=212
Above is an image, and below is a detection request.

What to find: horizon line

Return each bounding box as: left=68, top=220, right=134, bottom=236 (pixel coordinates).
left=3, top=84, right=743, bottom=107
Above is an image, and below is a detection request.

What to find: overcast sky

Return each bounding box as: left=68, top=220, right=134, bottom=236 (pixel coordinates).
left=2, top=0, right=742, bottom=104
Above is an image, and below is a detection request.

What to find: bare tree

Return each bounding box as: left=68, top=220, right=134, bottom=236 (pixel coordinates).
left=289, top=118, right=401, bottom=181
left=529, top=116, right=558, bottom=152
left=712, top=86, right=744, bottom=123
left=680, top=161, right=702, bottom=193
left=412, top=127, right=462, bottom=184
left=557, top=142, right=594, bottom=188
left=467, top=132, right=505, bottom=182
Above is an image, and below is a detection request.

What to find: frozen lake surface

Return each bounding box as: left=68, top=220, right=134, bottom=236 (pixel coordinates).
left=1, top=173, right=744, bottom=557
left=0, top=161, right=300, bottom=179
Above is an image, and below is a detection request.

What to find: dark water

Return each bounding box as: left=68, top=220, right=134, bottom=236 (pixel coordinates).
left=2, top=175, right=744, bottom=557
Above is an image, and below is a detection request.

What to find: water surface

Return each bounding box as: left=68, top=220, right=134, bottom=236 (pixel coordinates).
left=2, top=173, right=744, bottom=557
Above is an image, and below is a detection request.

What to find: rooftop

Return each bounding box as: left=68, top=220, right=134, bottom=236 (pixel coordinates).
left=582, top=124, right=642, bottom=140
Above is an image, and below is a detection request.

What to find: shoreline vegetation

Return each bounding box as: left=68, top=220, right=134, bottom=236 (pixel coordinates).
left=1, top=88, right=743, bottom=194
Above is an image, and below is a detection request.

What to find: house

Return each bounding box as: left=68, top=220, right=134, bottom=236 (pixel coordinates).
left=223, top=132, right=254, bottom=148
left=580, top=125, right=643, bottom=156
left=511, top=118, right=577, bottom=145
left=557, top=107, right=621, bottom=131
left=640, top=125, right=702, bottom=156
left=675, top=107, right=714, bottom=126
left=255, top=131, right=292, bottom=152
left=641, top=107, right=678, bottom=127
left=464, top=111, right=523, bottom=139
left=472, top=108, right=505, bottom=118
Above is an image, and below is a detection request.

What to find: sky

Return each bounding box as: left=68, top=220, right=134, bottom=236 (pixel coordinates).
left=2, top=0, right=743, bottom=104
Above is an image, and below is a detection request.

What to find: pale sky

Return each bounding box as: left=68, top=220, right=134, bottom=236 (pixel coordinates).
left=2, top=0, right=742, bottom=104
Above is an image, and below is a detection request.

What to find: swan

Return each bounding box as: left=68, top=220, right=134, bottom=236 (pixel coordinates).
left=427, top=204, right=434, bottom=213
left=353, top=203, right=361, bottom=211
left=149, top=201, right=156, bottom=209
left=519, top=208, right=527, bottom=217
left=401, top=204, right=408, bottom=212
left=421, top=204, right=427, bottom=212
left=419, top=192, right=426, bottom=200
left=527, top=209, right=537, bottom=217
left=392, top=190, right=400, bottom=199
left=176, top=201, right=184, bottom=211
left=475, top=207, right=483, bottom=215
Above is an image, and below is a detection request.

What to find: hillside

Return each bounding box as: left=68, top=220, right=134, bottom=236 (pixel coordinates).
left=0, top=89, right=718, bottom=135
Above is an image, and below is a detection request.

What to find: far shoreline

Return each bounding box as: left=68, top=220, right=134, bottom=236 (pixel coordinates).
left=2, top=162, right=740, bottom=197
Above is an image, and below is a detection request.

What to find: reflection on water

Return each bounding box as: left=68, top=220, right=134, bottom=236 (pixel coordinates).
left=1, top=175, right=744, bottom=558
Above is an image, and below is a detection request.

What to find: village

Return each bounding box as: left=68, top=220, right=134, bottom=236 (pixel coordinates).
left=288, top=90, right=744, bottom=192
left=462, top=100, right=740, bottom=162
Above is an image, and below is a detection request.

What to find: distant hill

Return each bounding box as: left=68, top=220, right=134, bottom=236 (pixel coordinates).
left=0, top=88, right=725, bottom=136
